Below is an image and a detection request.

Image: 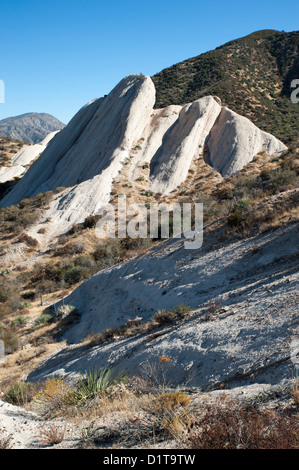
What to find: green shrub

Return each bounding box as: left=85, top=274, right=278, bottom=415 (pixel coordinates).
left=153, top=303, right=192, bottom=325
left=19, top=301, right=31, bottom=309
left=9, top=315, right=29, bottom=327
left=234, top=198, right=252, bottom=211
left=34, top=314, right=53, bottom=325
left=141, top=190, right=154, bottom=197
left=63, top=266, right=84, bottom=285
left=3, top=382, right=42, bottom=406
left=69, top=367, right=125, bottom=404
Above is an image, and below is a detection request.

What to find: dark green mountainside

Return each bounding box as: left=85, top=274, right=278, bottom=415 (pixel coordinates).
left=152, top=30, right=299, bottom=143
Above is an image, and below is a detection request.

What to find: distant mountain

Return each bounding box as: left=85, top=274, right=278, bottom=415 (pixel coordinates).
left=152, top=29, right=299, bottom=143
left=0, top=112, right=65, bottom=143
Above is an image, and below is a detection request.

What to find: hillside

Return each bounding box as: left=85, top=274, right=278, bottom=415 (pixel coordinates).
left=0, top=70, right=298, bottom=449
left=152, top=29, right=299, bottom=143
left=0, top=113, right=65, bottom=144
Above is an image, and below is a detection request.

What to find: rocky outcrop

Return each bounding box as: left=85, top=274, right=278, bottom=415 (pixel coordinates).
left=205, top=107, right=287, bottom=175
left=0, top=75, right=287, bottom=235
left=0, top=131, right=59, bottom=183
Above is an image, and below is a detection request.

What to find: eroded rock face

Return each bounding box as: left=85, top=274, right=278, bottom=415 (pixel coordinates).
left=0, top=75, right=287, bottom=235
left=205, top=107, right=287, bottom=176
left=149, top=96, right=222, bottom=194
left=0, top=131, right=59, bottom=183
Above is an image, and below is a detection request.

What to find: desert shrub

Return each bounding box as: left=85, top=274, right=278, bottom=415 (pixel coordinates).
left=227, top=211, right=243, bottom=227
left=144, top=390, right=193, bottom=439
left=69, top=368, right=125, bottom=405
left=63, top=265, right=84, bottom=285
left=32, top=255, right=95, bottom=288
left=293, top=381, right=299, bottom=407
left=0, top=303, right=13, bottom=319
left=153, top=309, right=178, bottom=324
left=19, top=301, right=31, bottom=309
left=33, top=377, right=72, bottom=418
left=93, top=239, right=124, bottom=263
left=83, top=214, right=101, bottom=229
left=234, top=198, right=252, bottom=211
left=184, top=399, right=299, bottom=449
left=3, top=381, right=42, bottom=406
left=260, top=168, right=297, bottom=191
left=155, top=391, right=190, bottom=411
left=119, top=235, right=150, bottom=252
left=53, top=304, right=80, bottom=332
left=9, top=315, right=29, bottom=327
left=39, top=424, right=65, bottom=446
left=22, top=291, right=35, bottom=300
left=0, top=281, right=16, bottom=303
left=172, top=303, right=192, bottom=317
left=0, top=324, right=19, bottom=353
left=34, top=313, right=53, bottom=325
left=54, top=241, right=86, bottom=256
left=17, top=233, right=39, bottom=248
left=0, top=434, right=13, bottom=449
left=0, top=192, right=53, bottom=236
left=153, top=303, right=192, bottom=325
left=141, top=190, right=154, bottom=196
left=68, top=223, right=84, bottom=234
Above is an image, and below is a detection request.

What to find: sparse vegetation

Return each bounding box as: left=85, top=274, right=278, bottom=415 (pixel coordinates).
left=34, top=313, right=53, bottom=325
left=3, top=381, right=42, bottom=406
left=0, top=191, right=53, bottom=237
left=39, top=424, right=65, bottom=446
left=153, top=30, right=299, bottom=143
left=69, top=367, right=125, bottom=405
left=184, top=398, right=299, bottom=449
left=0, top=434, right=13, bottom=449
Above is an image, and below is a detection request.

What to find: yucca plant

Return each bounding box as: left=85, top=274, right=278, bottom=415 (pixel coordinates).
left=70, top=367, right=125, bottom=404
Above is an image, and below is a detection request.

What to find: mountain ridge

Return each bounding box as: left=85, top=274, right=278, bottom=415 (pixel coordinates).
left=152, top=29, right=299, bottom=143
left=0, top=112, right=65, bottom=144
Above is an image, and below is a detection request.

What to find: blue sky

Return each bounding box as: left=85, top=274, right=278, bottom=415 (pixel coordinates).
left=1, top=0, right=299, bottom=124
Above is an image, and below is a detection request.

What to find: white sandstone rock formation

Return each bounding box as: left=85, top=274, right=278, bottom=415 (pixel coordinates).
left=0, top=165, right=26, bottom=183
left=0, top=75, right=287, bottom=236
left=0, top=130, right=59, bottom=183
left=205, top=107, right=287, bottom=175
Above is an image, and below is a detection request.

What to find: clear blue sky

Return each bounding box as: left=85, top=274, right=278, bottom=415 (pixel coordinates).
left=1, top=0, right=298, bottom=124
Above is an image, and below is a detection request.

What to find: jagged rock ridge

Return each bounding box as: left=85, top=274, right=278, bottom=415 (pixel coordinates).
left=0, top=75, right=287, bottom=236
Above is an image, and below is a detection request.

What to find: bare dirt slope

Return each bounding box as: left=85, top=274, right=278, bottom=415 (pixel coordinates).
left=28, top=222, right=299, bottom=393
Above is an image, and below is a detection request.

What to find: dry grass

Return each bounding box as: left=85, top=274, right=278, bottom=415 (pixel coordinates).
left=293, top=380, right=299, bottom=406
left=183, top=398, right=299, bottom=449
left=39, top=424, right=65, bottom=446
left=0, top=434, right=13, bottom=449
